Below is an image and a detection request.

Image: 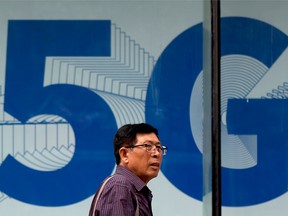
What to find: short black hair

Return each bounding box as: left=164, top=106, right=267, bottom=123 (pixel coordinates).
left=113, top=123, right=159, bottom=165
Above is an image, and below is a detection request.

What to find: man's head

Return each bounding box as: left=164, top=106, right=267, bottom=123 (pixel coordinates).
left=113, top=123, right=165, bottom=183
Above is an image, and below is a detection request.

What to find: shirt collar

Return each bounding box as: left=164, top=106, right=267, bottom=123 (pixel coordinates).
left=115, top=165, right=150, bottom=192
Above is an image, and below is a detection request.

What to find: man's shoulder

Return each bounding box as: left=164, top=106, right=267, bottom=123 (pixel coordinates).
left=107, top=174, right=134, bottom=190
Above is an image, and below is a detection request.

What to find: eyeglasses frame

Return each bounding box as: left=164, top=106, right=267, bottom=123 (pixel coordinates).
left=130, top=143, right=167, bottom=155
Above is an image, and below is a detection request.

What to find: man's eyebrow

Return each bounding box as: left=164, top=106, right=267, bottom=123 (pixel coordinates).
left=144, top=140, right=162, bottom=145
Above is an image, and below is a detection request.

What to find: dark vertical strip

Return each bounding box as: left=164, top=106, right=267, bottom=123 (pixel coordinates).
left=211, top=0, right=221, bottom=216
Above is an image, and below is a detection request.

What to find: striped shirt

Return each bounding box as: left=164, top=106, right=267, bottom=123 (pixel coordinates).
left=89, top=165, right=153, bottom=216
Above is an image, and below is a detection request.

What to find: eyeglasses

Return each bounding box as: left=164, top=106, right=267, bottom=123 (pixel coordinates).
left=130, top=143, right=168, bottom=155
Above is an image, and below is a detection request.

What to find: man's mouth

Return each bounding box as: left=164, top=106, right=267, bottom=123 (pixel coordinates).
left=150, top=163, right=160, bottom=168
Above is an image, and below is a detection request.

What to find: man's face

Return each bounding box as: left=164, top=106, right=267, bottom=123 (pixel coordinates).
left=122, top=132, right=163, bottom=184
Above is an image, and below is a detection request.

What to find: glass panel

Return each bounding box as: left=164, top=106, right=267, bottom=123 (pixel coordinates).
left=0, top=1, right=205, bottom=216
left=221, top=1, right=288, bottom=216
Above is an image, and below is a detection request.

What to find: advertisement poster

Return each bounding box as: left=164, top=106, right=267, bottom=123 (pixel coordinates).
left=0, top=0, right=287, bottom=215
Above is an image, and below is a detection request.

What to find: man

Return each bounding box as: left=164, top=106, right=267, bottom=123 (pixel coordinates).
left=89, top=123, right=167, bottom=216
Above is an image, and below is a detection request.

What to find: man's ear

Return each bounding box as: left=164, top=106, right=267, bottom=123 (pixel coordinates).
left=119, top=147, right=129, bottom=164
